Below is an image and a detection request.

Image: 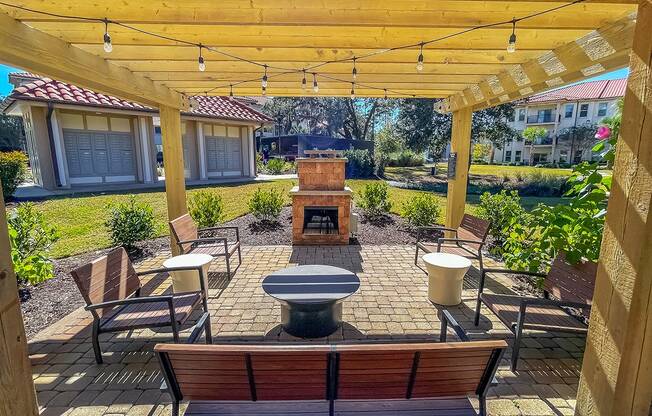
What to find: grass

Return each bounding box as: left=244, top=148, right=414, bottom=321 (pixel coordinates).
left=384, top=164, right=574, bottom=181
left=21, top=178, right=567, bottom=259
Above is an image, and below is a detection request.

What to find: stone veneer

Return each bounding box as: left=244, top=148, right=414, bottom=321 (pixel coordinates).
left=291, top=158, right=351, bottom=245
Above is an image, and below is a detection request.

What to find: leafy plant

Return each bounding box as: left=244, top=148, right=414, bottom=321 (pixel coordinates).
left=357, top=182, right=392, bottom=218
left=476, top=190, right=525, bottom=256
left=105, top=196, right=155, bottom=248
left=266, top=158, right=287, bottom=175
left=0, top=150, right=28, bottom=200
left=188, top=190, right=225, bottom=228
left=522, top=126, right=548, bottom=143
left=248, top=188, right=285, bottom=221
left=7, top=203, right=59, bottom=285
left=387, top=150, right=424, bottom=167
left=344, top=149, right=375, bottom=178
left=402, top=193, right=441, bottom=227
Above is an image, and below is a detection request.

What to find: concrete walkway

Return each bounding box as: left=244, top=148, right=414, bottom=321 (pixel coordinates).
left=30, top=245, right=583, bottom=415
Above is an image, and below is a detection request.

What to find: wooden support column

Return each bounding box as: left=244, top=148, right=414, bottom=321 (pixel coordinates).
left=576, top=1, right=652, bottom=414
left=159, top=105, right=188, bottom=256
left=0, top=183, right=39, bottom=416
left=445, top=107, right=472, bottom=230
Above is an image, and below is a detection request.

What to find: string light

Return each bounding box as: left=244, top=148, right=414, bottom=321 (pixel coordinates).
left=102, top=18, right=112, bottom=53
left=0, top=0, right=587, bottom=97
left=198, top=44, right=206, bottom=71
left=352, top=57, right=358, bottom=81
left=416, top=43, right=424, bottom=72
left=301, top=70, right=307, bottom=91
left=312, top=73, right=319, bottom=93
left=261, top=65, right=268, bottom=88
left=507, top=19, right=517, bottom=53
left=350, top=82, right=355, bottom=99
left=229, top=84, right=234, bottom=99
left=384, top=89, right=388, bottom=99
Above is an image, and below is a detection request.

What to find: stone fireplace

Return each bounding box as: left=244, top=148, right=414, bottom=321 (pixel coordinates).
left=291, top=157, right=351, bottom=245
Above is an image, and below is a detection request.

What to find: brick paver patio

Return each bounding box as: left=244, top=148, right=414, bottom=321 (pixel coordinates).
left=30, top=245, right=585, bottom=416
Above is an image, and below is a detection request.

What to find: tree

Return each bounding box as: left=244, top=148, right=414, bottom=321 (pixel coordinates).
left=522, top=126, right=548, bottom=143
left=557, top=122, right=598, bottom=163
left=0, top=113, right=25, bottom=151
left=472, top=143, right=492, bottom=162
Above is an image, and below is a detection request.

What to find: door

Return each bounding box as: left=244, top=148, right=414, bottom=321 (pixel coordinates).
left=206, top=136, right=226, bottom=175
left=225, top=137, right=242, bottom=173
left=63, top=130, right=136, bottom=181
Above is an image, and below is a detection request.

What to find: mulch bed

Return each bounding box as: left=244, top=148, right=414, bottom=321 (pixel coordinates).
left=19, top=207, right=417, bottom=338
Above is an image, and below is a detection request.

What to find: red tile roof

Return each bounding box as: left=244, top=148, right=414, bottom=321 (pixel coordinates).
left=3, top=73, right=271, bottom=123
left=525, top=78, right=626, bottom=104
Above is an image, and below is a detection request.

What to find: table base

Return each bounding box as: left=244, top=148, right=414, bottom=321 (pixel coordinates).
left=281, top=303, right=342, bottom=338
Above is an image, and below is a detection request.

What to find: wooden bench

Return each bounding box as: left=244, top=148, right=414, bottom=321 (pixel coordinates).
left=71, top=247, right=212, bottom=364
left=170, top=214, right=242, bottom=277
left=155, top=315, right=506, bottom=416
left=415, top=214, right=490, bottom=272
left=474, top=252, right=597, bottom=370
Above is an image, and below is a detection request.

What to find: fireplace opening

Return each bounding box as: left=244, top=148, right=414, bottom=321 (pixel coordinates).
left=303, top=207, right=339, bottom=235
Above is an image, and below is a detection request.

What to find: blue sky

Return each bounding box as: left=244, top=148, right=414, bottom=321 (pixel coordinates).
left=0, top=64, right=630, bottom=97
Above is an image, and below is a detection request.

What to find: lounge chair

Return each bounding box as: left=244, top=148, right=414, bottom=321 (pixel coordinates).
left=414, top=213, right=490, bottom=272
left=474, top=252, right=597, bottom=370
left=70, top=247, right=212, bottom=364
left=170, top=214, right=242, bottom=278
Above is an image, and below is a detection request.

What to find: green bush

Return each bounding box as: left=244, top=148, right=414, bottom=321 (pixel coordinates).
left=248, top=188, right=285, bottom=221
left=476, top=191, right=525, bottom=256
left=387, top=150, right=424, bottom=167
left=0, top=151, right=28, bottom=200
left=8, top=203, right=59, bottom=285
left=344, top=149, right=375, bottom=178
left=105, top=196, right=155, bottom=248
left=508, top=172, right=568, bottom=197
left=402, top=193, right=441, bottom=227
left=357, top=182, right=392, bottom=218
left=188, top=190, right=224, bottom=228
left=266, top=158, right=287, bottom=175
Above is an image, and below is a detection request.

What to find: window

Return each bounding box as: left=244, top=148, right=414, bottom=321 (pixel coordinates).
left=505, top=151, right=512, bottom=162
left=564, top=104, right=574, bottom=118
left=508, top=112, right=515, bottom=122
left=518, top=109, right=526, bottom=121
left=597, top=102, right=608, bottom=117
left=515, top=151, right=522, bottom=162
left=579, top=104, right=589, bottom=117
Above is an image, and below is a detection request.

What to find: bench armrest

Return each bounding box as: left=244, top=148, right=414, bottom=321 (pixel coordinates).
left=199, top=226, right=240, bottom=241
left=136, top=264, right=207, bottom=276
left=522, top=297, right=591, bottom=310
left=478, top=268, right=547, bottom=293
left=439, top=309, right=470, bottom=342
left=416, top=226, right=456, bottom=243
left=85, top=294, right=173, bottom=311
left=437, top=238, right=485, bottom=247
left=177, top=237, right=227, bottom=246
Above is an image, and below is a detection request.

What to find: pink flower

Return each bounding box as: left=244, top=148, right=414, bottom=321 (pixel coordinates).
left=595, top=126, right=611, bottom=140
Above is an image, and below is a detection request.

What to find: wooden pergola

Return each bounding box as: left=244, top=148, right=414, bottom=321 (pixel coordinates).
left=0, top=1, right=650, bottom=414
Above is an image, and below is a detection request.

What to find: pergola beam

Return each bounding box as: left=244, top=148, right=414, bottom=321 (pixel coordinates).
left=0, top=12, right=187, bottom=110
left=437, top=12, right=636, bottom=112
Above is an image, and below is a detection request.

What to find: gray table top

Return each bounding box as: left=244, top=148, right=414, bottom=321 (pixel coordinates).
left=262, top=265, right=360, bottom=305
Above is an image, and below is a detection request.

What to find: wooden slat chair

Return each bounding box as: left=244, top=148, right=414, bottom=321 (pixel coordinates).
left=70, top=247, right=212, bottom=364
left=474, top=252, right=597, bottom=370
left=170, top=214, right=242, bottom=277
left=414, top=213, right=491, bottom=271
left=156, top=312, right=506, bottom=416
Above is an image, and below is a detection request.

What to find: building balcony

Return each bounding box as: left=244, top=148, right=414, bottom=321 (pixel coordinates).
left=526, top=115, right=555, bottom=124
left=524, top=137, right=554, bottom=146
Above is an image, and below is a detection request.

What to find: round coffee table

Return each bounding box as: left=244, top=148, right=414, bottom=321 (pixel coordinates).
left=163, top=253, right=213, bottom=293
left=422, top=253, right=472, bottom=305
left=262, top=265, right=360, bottom=338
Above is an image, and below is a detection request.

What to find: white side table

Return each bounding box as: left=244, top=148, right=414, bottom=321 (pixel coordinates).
left=163, top=254, right=213, bottom=294
left=422, top=253, right=472, bottom=305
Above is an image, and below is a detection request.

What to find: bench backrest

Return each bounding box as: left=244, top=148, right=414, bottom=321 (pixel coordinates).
left=458, top=214, right=491, bottom=250
left=170, top=214, right=198, bottom=253
left=70, top=247, right=140, bottom=317
left=545, top=252, right=598, bottom=308
left=155, top=341, right=506, bottom=404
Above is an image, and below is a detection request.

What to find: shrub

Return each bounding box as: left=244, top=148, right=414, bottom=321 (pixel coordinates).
left=476, top=191, right=525, bottom=256
left=387, top=150, right=424, bottom=167
left=248, top=188, right=284, bottom=221
left=7, top=203, right=59, bottom=285
left=344, top=149, right=375, bottom=178
left=0, top=151, right=28, bottom=200
left=266, top=158, right=287, bottom=175
left=402, top=193, right=441, bottom=227
left=105, top=196, right=155, bottom=248
left=357, top=182, right=392, bottom=218
left=509, top=172, right=568, bottom=197
left=188, top=190, right=225, bottom=228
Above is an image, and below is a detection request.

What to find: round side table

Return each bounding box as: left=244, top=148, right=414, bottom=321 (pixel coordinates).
left=163, top=253, right=213, bottom=293
left=422, top=252, right=472, bottom=305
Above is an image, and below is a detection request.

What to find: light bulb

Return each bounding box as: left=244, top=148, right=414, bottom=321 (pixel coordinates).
left=350, top=83, right=355, bottom=99
left=507, top=33, right=517, bottom=53
left=416, top=43, right=424, bottom=72
left=312, top=74, right=319, bottom=93
left=262, top=86, right=266, bottom=96
left=301, top=72, right=307, bottom=91
left=262, top=76, right=268, bottom=88
left=103, top=32, right=112, bottom=53
left=229, top=85, right=234, bottom=100
left=352, top=58, right=357, bottom=81
left=198, top=56, right=206, bottom=72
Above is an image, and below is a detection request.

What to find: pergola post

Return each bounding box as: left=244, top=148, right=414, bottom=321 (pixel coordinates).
left=576, top=0, right=652, bottom=414
left=445, top=107, right=472, bottom=230
left=159, top=105, right=188, bottom=256
left=0, top=184, right=39, bottom=416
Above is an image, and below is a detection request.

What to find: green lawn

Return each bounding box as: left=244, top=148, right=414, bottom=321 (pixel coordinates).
left=385, top=164, right=574, bottom=181
left=24, top=178, right=566, bottom=259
